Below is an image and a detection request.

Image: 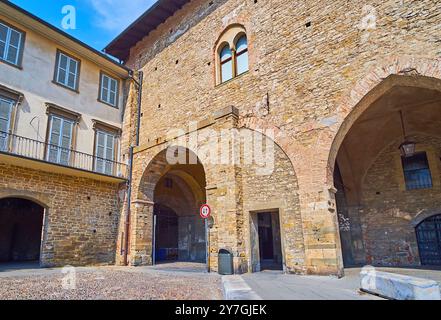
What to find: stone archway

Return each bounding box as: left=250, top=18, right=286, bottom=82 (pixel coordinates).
left=330, top=71, right=441, bottom=268
left=127, top=146, right=207, bottom=266
left=0, top=197, right=46, bottom=265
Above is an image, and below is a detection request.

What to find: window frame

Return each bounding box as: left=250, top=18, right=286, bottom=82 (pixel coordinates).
left=219, top=44, right=234, bottom=84
left=52, top=49, right=81, bottom=93
left=98, top=71, right=120, bottom=108
left=92, top=120, right=121, bottom=176
left=0, top=19, right=26, bottom=69
left=46, top=114, right=75, bottom=165
left=216, top=28, right=249, bottom=85
left=44, top=103, right=81, bottom=166
left=234, top=35, right=249, bottom=76
left=401, top=151, right=433, bottom=191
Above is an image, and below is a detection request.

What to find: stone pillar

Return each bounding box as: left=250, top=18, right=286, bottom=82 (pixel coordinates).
left=206, top=106, right=247, bottom=274
left=129, top=199, right=154, bottom=266
left=301, top=186, right=345, bottom=276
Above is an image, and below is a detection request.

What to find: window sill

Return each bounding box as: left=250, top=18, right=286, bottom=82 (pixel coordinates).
left=97, top=98, right=119, bottom=109
left=0, top=58, right=23, bottom=70
left=215, top=70, right=250, bottom=88
left=52, top=80, right=79, bottom=94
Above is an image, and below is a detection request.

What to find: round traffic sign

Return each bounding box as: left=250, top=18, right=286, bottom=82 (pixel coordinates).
left=200, top=204, right=211, bottom=219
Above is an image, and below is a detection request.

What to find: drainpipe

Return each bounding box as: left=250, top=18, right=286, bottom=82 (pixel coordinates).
left=136, top=71, right=143, bottom=146
left=123, top=70, right=143, bottom=266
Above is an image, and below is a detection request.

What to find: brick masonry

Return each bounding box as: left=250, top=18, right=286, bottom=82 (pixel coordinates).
left=117, top=0, right=441, bottom=274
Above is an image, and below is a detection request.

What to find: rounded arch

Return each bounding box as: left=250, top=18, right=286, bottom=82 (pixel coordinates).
left=137, top=145, right=207, bottom=203
left=0, top=191, right=49, bottom=210
left=214, top=23, right=247, bottom=52
left=239, top=116, right=304, bottom=181
left=412, top=210, right=441, bottom=228
left=328, top=56, right=441, bottom=185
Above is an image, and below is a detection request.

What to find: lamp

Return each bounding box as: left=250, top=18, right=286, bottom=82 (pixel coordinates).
left=398, top=110, right=416, bottom=158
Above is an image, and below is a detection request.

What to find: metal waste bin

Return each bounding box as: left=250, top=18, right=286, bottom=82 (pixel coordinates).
left=218, top=249, right=233, bottom=275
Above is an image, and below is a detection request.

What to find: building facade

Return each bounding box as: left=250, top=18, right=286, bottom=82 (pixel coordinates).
left=105, top=0, right=441, bottom=275
left=0, top=2, right=129, bottom=267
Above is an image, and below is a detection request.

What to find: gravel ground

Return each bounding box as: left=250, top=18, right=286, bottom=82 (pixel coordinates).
left=0, top=266, right=223, bottom=300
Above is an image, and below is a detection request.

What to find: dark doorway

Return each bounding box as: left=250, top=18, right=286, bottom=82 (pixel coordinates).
left=416, top=214, right=441, bottom=266
left=154, top=204, right=179, bottom=262
left=0, top=198, right=44, bottom=263
left=258, top=212, right=283, bottom=270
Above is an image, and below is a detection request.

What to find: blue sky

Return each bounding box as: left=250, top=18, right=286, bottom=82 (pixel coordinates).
left=10, top=0, right=157, bottom=51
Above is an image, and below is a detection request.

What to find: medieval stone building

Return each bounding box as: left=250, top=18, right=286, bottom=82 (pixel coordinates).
left=1, top=0, right=441, bottom=277
left=104, top=0, right=441, bottom=275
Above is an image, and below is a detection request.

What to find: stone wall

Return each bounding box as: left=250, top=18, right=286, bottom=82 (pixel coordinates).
left=241, top=133, right=305, bottom=273
left=0, top=163, right=122, bottom=267
left=121, top=0, right=441, bottom=274
left=360, top=135, right=441, bottom=266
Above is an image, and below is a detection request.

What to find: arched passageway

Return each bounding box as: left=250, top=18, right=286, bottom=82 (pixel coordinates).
left=333, top=75, right=441, bottom=268
left=0, top=198, right=45, bottom=263
left=140, top=147, right=207, bottom=265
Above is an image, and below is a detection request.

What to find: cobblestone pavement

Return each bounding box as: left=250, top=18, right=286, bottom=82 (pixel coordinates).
left=0, top=264, right=222, bottom=300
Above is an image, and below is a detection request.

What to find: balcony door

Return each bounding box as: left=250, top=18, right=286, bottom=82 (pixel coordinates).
left=0, top=97, right=13, bottom=152
left=94, top=130, right=115, bottom=175
left=47, top=115, right=73, bottom=166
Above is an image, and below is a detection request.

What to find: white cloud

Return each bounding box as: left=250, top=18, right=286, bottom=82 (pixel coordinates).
left=88, top=0, right=157, bottom=32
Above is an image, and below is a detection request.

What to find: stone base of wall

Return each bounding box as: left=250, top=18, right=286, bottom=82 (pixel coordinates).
left=0, top=162, right=122, bottom=267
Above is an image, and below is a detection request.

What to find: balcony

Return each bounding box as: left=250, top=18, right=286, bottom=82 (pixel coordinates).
left=0, top=130, right=128, bottom=182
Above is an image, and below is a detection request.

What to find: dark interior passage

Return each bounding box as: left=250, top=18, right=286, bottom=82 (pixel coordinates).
left=258, top=212, right=283, bottom=271
left=154, top=204, right=179, bottom=261
left=0, top=198, right=44, bottom=262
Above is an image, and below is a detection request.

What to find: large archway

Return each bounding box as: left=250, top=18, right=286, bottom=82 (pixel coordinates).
left=0, top=198, right=45, bottom=264
left=332, top=74, right=441, bottom=267
left=138, top=146, right=208, bottom=265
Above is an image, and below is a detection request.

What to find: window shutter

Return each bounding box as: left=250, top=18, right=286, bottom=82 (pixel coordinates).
left=48, top=117, right=62, bottom=163
left=6, top=29, right=21, bottom=64
left=0, top=98, right=12, bottom=152
left=57, top=54, right=68, bottom=85
left=67, top=59, right=77, bottom=89
left=95, top=131, right=106, bottom=173
left=0, top=24, right=7, bottom=59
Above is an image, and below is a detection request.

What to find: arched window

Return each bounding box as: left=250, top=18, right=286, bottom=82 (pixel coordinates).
left=235, top=35, right=248, bottom=76
left=216, top=26, right=249, bottom=84
left=220, top=45, right=233, bottom=83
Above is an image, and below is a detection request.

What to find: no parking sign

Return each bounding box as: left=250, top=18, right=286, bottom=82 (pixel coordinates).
left=200, top=204, right=211, bottom=219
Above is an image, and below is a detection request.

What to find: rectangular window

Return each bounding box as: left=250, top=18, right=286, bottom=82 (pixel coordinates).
left=95, top=130, right=116, bottom=175
left=47, top=115, right=74, bottom=166
left=54, top=51, right=80, bottom=91
left=0, top=96, right=14, bottom=151
left=99, top=73, right=119, bottom=107
left=402, top=152, right=433, bottom=190
left=0, top=21, right=24, bottom=67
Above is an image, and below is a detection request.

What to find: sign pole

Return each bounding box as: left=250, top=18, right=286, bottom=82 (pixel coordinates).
left=200, top=204, right=212, bottom=273
left=152, top=214, right=157, bottom=266
left=205, top=218, right=209, bottom=273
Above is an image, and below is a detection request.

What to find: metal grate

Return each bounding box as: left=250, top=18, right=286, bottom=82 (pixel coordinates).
left=402, top=152, right=433, bottom=190
left=416, top=214, right=441, bottom=266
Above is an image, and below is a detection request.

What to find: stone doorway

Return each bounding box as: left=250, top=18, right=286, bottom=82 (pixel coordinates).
left=0, top=198, right=44, bottom=264
left=251, top=211, right=283, bottom=271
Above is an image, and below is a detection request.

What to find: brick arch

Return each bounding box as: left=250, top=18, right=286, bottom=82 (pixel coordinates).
left=239, top=116, right=305, bottom=183
left=136, top=145, right=207, bottom=203
left=327, top=56, right=441, bottom=185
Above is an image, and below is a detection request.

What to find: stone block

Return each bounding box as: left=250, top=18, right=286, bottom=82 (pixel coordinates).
left=360, top=269, right=441, bottom=300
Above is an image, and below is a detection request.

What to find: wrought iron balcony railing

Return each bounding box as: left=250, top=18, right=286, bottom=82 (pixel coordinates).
left=0, top=130, right=127, bottom=180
